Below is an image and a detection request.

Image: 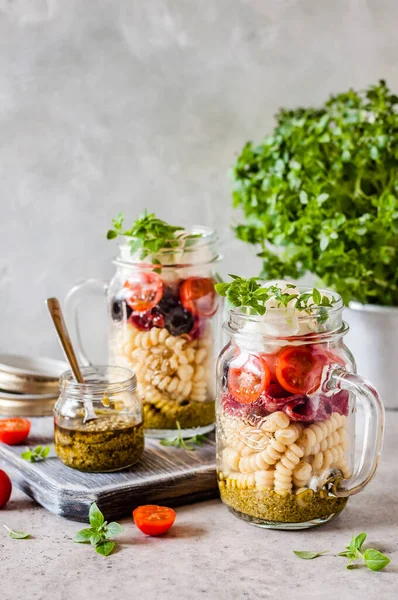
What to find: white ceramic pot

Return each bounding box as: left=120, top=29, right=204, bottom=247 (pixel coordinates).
left=344, top=302, right=398, bottom=410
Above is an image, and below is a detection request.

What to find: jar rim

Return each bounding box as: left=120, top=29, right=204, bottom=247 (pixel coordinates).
left=59, top=365, right=136, bottom=396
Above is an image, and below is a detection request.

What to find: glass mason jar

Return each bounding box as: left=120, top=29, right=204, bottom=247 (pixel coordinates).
left=216, top=289, right=384, bottom=529
left=54, top=366, right=144, bottom=472
left=66, top=227, right=222, bottom=438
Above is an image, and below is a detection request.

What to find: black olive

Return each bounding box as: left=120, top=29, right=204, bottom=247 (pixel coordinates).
left=110, top=297, right=132, bottom=322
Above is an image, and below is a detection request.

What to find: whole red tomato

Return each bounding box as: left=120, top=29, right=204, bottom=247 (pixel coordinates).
left=0, top=470, right=12, bottom=508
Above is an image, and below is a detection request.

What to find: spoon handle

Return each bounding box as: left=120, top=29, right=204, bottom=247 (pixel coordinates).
left=46, top=297, right=84, bottom=384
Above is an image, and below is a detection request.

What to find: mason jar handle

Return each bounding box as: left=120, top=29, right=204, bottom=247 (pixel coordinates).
left=326, top=368, right=384, bottom=497
left=65, top=279, right=108, bottom=367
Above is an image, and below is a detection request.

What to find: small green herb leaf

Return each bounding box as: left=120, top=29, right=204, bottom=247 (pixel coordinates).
left=104, top=522, right=123, bottom=539
left=293, top=550, right=328, bottom=560
left=73, top=528, right=94, bottom=544
left=160, top=421, right=207, bottom=451
left=3, top=525, right=30, bottom=539
left=89, top=503, right=104, bottom=529
left=21, top=445, right=51, bottom=463
left=95, top=541, right=115, bottom=557
left=351, top=532, right=367, bottom=553
left=364, top=549, right=391, bottom=571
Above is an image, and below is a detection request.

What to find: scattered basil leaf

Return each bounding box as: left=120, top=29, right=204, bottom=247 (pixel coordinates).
left=338, top=533, right=390, bottom=571
left=160, top=421, right=207, bottom=451
left=73, top=503, right=123, bottom=557
left=21, top=445, right=51, bottom=463
left=293, top=550, right=328, bottom=560
left=89, top=502, right=105, bottom=530
left=364, top=549, right=391, bottom=572
left=3, top=525, right=30, bottom=539
left=72, top=528, right=93, bottom=544
left=95, top=541, right=115, bottom=557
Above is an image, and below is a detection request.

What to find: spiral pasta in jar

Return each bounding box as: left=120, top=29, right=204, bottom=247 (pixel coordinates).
left=216, top=279, right=384, bottom=530
left=107, top=214, right=223, bottom=437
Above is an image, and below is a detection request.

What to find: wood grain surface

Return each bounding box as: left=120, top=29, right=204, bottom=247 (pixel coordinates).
left=0, top=418, right=218, bottom=522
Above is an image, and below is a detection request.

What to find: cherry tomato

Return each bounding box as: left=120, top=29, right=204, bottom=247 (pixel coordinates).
left=276, top=346, right=323, bottom=395
left=228, top=353, right=271, bottom=404
left=133, top=505, right=176, bottom=536
left=124, top=272, right=163, bottom=313
left=0, top=470, right=12, bottom=508
left=180, top=277, right=218, bottom=318
left=0, top=418, right=31, bottom=445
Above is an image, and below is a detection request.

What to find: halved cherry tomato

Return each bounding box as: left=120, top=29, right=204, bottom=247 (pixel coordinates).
left=124, top=272, right=163, bottom=313
left=228, top=353, right=271, bottom=404
left=0, top=470, right=12, bottom=508
left=0, top=418, right=31, bottom=445
left=276, top=346, right=323, bottom=395
left=133, top=505, right=176, bottom=536
left=180, top=277, right=218, bottom=318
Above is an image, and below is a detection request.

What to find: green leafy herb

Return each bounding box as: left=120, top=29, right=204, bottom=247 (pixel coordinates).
left=215, top=275, right=335, bottom=316
left=73, top=502, right=123, bottom=557
left=160, top=421, right=207, bottom=451
left=231, top=80, right=398, bottom=306
left=106, top=211, right=201, bottom=263
left=293, top=550, right=328, bottom=560
left=338, top=533, right=390, bottom=571
left=21, top=445, right=51, bottom=463
left=3, top=525, right=30, bottom=539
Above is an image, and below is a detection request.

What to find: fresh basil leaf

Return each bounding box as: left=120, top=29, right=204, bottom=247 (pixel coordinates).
left=3, top=525, right=31, bottom=540
left=95, top=541, right=115, bottom=557
left=104, top=522, right=123, bottom=539
left=90, top=532, right=103, bottom=547
left=41, top=446, right=51, bottom=459
left=73, top=528, right=94, bottom=544
left=337, top=551, right=353, bottom=558
left=89, top=502, right=105, bottom=529
left=353, top=532, right=367, bottom=552
left=293, top=550, right=328, bottom=560
left=364, top=549, right=391, bottom=571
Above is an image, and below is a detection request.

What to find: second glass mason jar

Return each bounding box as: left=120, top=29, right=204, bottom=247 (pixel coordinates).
left=66, top=227, right=222, bottom=438
left=54, top=366, right=144, bottom=472
left=216, top=287, right=384, bottom=529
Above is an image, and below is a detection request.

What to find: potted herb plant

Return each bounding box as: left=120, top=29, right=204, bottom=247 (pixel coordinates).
left=230, top=80, right=398, bottom=408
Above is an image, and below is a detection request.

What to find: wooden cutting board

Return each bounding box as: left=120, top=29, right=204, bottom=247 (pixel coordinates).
left=0, top=417, right=218, bottom=521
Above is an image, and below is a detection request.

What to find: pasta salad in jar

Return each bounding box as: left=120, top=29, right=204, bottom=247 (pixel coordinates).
left=215, top=277, right=384, bottom=529
left=107, top=212, right=223, bottom=437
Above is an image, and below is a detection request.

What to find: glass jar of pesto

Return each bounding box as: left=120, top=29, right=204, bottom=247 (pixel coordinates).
left=216, top=279, right=384, bottom=530
left=54, top=366, right=144, bottom=472
left=65, top=213, right=223, bottom=439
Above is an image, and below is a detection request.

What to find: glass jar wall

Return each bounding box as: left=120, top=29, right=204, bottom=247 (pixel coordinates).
left=216, top=286, right=384, bottom=529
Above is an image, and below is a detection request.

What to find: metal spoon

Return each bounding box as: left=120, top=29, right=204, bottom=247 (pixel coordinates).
left=46, top=297, right=98, bottom=422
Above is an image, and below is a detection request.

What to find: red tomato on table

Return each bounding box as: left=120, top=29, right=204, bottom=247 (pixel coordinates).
left=133, top=505, right=176, bottom=536
left=180, top=277, right=218, bottom=318
left=0, top=418, right=31, bottom=445
left=124, top=272, right=163, bottom=313
left=0, top=470, right=12, bottom=508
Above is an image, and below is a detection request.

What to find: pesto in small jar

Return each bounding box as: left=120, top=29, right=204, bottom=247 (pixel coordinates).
left=54, top=366, right=144, bottom=472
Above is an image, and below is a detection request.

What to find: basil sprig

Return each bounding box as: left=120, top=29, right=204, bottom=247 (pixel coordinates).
left=73, top=502, right=123, bottom=557
left=338, top=533, right=390, bottom=571
left=215, top=275, right=334, bottom=317
left=107, top=211, right=201, bottom=263
left=160, top=421, right=207, bottom=451
left=21, top=445, right=51, bottom=463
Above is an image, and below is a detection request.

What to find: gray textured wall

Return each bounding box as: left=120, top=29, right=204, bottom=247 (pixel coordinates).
left=1, top=0, right=398, bottom=360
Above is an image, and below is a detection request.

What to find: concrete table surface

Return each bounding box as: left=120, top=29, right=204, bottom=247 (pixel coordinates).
left=1, top=414, right=398, bottom=600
